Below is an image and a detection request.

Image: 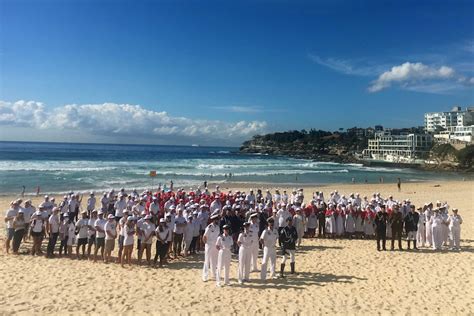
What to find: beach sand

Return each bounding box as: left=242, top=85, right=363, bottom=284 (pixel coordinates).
left=1, top=181, right=473, bottom=315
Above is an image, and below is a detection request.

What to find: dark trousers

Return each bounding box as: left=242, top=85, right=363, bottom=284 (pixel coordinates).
left=376, top=229, right=386, bottom=250
left=318, top=221, right=325, bottom=237
left=154, top=241, right=169, bottom=264
left=60, top=237, right=68, bottom=255
left=173, top=233, right=183, bottom=255
left=190, top=236, right=198, bottom=254
left=391, top=228, right=403, bottom=249
left=12, top=229, right=25, bottom=252
left=47, top=232, right=59, bottom=256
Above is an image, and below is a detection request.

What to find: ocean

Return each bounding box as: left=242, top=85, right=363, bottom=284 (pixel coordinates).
left=0, top=141, right=468, bottom=195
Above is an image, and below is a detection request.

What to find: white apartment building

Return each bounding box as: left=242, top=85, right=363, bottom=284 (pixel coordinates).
left=362, top=131, right=433, bottom=162
left=434, top=125, right=474, bottom=143
left=424, top=106, right=474, bottom=132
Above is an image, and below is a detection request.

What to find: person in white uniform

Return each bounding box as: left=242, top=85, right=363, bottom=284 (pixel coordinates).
left=248, top=213, right=260, bottom=272
left=260, top=218, right=278, bottom=280
left=430, top=209, right=443, bottom=250
left=238, top=222, right=253, bottom=284
left=416, top=207, right=426, bottom=247
left=216, top=225, right=233, bottom=287
left=202, top=214, right=220, bottom=282
left=447, top=208, right=462, bottom=251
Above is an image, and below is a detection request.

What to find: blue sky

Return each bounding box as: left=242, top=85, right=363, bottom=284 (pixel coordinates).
left=0, top=0, right=473, bottom=145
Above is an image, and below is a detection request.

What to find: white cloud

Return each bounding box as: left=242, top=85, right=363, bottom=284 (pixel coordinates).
left=367, top=62, right=470, bottom=93
left=308, top=54, right=386, bottom=76
left=211, top=105, right=263, bottom=113
left=0, top=100, right=267, bottom=144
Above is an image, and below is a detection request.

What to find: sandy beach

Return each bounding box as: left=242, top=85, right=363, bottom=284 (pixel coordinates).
left=1, top=180, right=473, bottom=315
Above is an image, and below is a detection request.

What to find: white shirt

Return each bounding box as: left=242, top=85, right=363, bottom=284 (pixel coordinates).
left=149, top=203, right=160, bottom=215
left=277, top=209, right=291, bottom=228
left=260, top=228, right=278, bottom=248
left=5, top=208, right=18, bottom=229
left=155, top=226, right=170, bottom=242
left=203, top=223, right=220, bottom=245
left=119, top=217, right=127, bottom=237
left=104, top=220, right=117, bottom=240
left=22, top=206, right=35, bottom=223
left=174, top=216, right=187, bottom=234
left=448, top=214, right=462, bottom=229
left=142, top=221, right=156, bottom=244
left=94, top=218, right=107, bottom=238
left=76, top=218, right=89, bottom=239
left=216, top=234, right=233, bottom=252
left=31, top=214, right=44, bottom=233
left=87, top=197, right=96, bottom=211
left=88, top=218, right=97, bottom=237
left=123, top=225, right=135, bottom=246
left=48, top=214, right=60, bottom=233
left=114, top=200, right=127, bottom=217
left=238, top=231, right=253, bottom=248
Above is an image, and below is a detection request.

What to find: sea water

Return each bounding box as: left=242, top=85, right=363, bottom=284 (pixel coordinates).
left=0, top=141, right=468, bottom=195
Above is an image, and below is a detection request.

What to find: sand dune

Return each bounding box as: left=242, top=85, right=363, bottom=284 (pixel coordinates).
left=1, top=181, right=472, bottom=315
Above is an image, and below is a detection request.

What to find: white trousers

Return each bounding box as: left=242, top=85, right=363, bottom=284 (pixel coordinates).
left=260, top=246, right=276, bottom=280
left=238, top=246, right=251, bottom=282
left=184, top=238, right=193, bottom=251
left=202, top=243, right=218, bottom=281
left=281, top=249, right=295, bottom=264
left=416, top=226, right=426, bottom=246
left=449, top=227, right=461, bottom=249
left=426, top=223, right=432, bottom=246
left=217, top=249, right=232, bottom=286
left=296, top=229, right=304, bottom=246
left=432, top=225, right=443, bottom=250
left=250, top=242, right=259, bottom=271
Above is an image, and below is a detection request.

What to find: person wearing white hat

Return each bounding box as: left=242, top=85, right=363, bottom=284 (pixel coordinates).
left=46, top=207, right=61, bottom=257
left=66, top=214, right=76, bottom=256
left=149, top=197, right=160, bottom=225
left=237, top=222, right=253, bottom=284
left=202, top=214, right=220, bottom=282
left=12, top=210, right=26, bottom=254
left=190, top=211, right=201, bottom=255
left=93, top=211, right=107, bottom=262
left=173, top=209, right=187, bottom=258
left=447, top=208, right=462, bottom=250
left=430, top=209, right=444, bottom=250
left=22, top=200, right=35, bottom=242
left=58, top=214, right=69, bottom=256
left=30, top=209, right=46, bottom=256
left=260, top=218, right=278, bottom=280
left=87, top=192, right=96, bottom=216
left=114, top=194, right=127, bottom=222
left=248, top=213, right=260, bottom=272
left=138, top=215, right=155, bottom=265
left=87, top=210, right=98, bottom=259
left=75, top=211, right=89, bottom=259
left=121, top=216, right=136, bottom=267
left=216, top=225, right=233, bottom=286
left=183, top=215, right=195, bottom=257
left=154, top=218, right=170, bottom=267
left=4, top=200, right=20, bottom=254
left=416, top=207, right=426, bottom=248
left=293, top=208, right=305, bottom=247
left=424, top=203, right=433, bottom=248
left=104, top=214, right=117, bottom=263
left=279, top=216, right=298, bottom=277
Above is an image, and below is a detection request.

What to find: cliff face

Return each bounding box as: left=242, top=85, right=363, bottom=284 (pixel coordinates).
left=423, top=143, right=474, bottom=172
left=239, top=132, right=361, bottom=163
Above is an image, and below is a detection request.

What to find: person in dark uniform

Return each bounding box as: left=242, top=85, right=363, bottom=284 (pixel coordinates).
left=390, top=206, right=404, bottom=251
left=404, top=205, right=419, bottom=250
left=316, top=208, right=326, bottom=238
left=279, top=217, right=298, bottom=277
left=374, top=205, right=388, bottom=251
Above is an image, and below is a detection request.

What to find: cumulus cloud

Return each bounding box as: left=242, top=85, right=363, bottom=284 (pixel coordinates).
left=368, top=62, right=457, bottom=92
left=0, top=100, right=267, bottom=143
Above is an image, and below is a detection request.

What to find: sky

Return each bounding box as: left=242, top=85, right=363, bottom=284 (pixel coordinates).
left=0, top=0, right=473, bottom=146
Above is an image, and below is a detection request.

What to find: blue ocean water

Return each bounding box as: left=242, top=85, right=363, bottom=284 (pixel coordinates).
left=0, top=141, right=468, bottom=195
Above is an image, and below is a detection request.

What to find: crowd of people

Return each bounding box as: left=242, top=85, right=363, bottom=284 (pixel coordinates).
left=4, top=185, right=464, bottom=286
